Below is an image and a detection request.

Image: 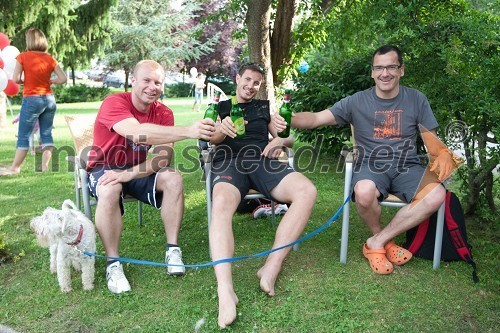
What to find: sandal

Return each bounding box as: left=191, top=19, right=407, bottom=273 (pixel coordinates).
left=384, top=241, right=412, bottom=265
left=363, top=244, right=393, bottom=274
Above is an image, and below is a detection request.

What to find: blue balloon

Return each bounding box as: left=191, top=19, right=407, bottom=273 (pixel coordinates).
left=298, top=61, right=309, bottom=73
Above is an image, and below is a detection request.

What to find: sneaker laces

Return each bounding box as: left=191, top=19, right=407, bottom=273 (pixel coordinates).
left=167, top=248, right=183, bottom=264
left=107, top=263, right=126, bottom=280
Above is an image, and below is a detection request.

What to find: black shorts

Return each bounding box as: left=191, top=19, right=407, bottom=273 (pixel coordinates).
left=87, top=166, right=163, bottom=215
left=211, top=157, right=295, bottom=201
left=351, top=162, right=426, bottom=203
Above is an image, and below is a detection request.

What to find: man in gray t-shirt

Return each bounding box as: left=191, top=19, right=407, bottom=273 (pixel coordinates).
left=274, top=45, right=456, bottom=275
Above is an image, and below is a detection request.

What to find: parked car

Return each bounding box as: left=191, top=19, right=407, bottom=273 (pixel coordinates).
left=103, top=75, right=130, bottom=88
left=69, top=70, right=88, bottom=80
left=86, top=70, right=105, bottom=82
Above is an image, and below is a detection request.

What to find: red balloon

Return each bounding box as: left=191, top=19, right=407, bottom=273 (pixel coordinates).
left=4, top=79, right=20, bottom=96
left=0, top=33, right=10, bottom=50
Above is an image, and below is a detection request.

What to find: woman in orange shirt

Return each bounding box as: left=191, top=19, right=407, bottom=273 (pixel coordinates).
left=0, top=28, right=66, bottom=176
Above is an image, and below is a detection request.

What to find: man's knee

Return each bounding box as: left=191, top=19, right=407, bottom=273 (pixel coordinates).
left=416, top=183, right=446, bottom=212
left=289, top=180, right=317, bottom=204
left=354, top=180, right=379, bottom=207
left=96, top=183, right=122, bottom=203
left=212, top=184, right=240, bottom=211
left=156, top=169, right=183, bottom=192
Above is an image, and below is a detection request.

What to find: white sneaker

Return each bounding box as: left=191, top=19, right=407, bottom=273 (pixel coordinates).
left=106, top=261, right=131, bottom=294
left=165, top=247, right=186, bottom=276
left=252, top=204, right=272, bottom=219
left=275, top=204, right=289, bottom=215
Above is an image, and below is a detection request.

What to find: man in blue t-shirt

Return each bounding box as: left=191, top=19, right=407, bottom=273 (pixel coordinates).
left=208, top=63, right=317, bottom=329
left=274, top=45, right=457, bottom=275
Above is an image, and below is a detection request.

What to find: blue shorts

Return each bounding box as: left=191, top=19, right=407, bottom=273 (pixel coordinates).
left=211, top=157, right=295, bottom=201
left=17, top=95, right=56, bottom=150
left=351, top=162, right=426, bottom=203
left=87, top=166, right=163, bottom=215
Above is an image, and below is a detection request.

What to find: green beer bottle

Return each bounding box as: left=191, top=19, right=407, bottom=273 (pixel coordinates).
left=278, top=89, right=292, bottom=138
left=230, top=95, right=245, bottom=138
left=200, top=91, right=221, bottom=142
left=203, top=90, right=221, bottom=122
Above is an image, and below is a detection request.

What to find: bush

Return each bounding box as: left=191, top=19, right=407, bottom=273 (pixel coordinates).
left=207, top=76, right=236, bottom=95
left=291, top=52, right=373, bottom=155
left=165, top=82, right=192, bottom=98
left=7, top=84, right=110, bottom=105
left=52, top=84, right=110, bottom=103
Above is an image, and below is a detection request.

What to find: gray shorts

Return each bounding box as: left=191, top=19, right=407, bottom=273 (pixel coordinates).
left=211, top=157, right=295, bottom=201
left=351, top=161, right=426, bottom=203
left=87, top=166, right=163, bottom=215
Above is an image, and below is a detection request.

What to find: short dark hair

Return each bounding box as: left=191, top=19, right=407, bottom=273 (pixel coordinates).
left=372, top=45, right=403, bottom=65
left=238, top=62, right=265, bottom=76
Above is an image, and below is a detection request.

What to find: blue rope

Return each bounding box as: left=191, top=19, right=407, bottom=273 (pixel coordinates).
left=82, top=196, right=350, bottom=268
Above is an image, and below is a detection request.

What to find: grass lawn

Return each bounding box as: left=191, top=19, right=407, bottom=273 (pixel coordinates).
left=0, top=98, right=498, bottom=332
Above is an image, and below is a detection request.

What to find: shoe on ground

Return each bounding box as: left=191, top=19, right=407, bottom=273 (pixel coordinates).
left=252, top=204, right=272, bottom=219
left=106, top=261, right=131, bottom=294
left=275, top=204, right=288, bottom=215
left=165, top=247, right=186, bottom=276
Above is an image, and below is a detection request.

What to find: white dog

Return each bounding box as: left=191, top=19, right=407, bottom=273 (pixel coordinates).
left=30, top=199, right=96, bottom=292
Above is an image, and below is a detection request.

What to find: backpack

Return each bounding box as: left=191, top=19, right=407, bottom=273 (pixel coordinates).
left=404, top=191, right=479, bottom=283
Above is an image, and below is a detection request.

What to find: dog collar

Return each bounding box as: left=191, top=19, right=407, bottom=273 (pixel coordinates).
left=66, top=224, right=84, bottom=246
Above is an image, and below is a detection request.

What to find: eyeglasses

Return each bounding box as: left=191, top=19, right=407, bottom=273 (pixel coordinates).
left=371, top=65, right=402, bottom=73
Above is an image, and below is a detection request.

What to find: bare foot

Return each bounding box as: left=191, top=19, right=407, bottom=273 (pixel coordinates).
left=0, top=168, right=20, bottom=176
left=257, top=264, right=281, bottom=297
left=218, top=289, right=239, bottom=329
left=366, top=234, right=387, bottom=251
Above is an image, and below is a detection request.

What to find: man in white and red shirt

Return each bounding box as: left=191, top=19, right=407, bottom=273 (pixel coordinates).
left=87, top=60, right=215, bottom=294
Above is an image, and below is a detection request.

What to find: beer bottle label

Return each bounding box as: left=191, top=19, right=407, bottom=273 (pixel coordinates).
left=232, top=116, right=245, bottom=135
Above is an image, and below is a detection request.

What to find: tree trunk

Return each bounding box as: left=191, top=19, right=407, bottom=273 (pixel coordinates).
left=270, top=0, right=299, bottom=85
left=246, top=0, right=275, bottom=107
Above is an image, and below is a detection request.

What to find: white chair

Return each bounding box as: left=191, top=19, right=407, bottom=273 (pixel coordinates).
left=65, top=114, right=143, bottom=226
left=206, top=83, right=228, bottom=104
left=339, top=133, right=445, bottom=269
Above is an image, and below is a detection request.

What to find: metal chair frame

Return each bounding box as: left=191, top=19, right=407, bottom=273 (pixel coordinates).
left=65, top=114, right=143, bottom=226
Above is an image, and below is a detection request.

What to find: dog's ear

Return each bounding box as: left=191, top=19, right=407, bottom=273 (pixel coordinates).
left=62, top=199, right=78, bottom=211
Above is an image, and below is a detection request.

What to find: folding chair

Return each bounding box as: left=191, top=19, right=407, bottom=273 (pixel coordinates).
left=206, top=83, right=228, bottom=105
left=200, top=141, right=298, bottom=250
left=339, top=128, right=445, bottom=269
left=64, top=114, right=143, bottom=226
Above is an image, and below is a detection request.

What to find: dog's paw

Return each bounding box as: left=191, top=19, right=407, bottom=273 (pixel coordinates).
left=60, top=285, right=72, bottom=293
left=83, top=283, right=94, bottom=291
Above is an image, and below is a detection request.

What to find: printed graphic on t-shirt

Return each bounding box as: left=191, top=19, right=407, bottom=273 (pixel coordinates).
left=128, top=140, right=150, bottom=152
left=374, top=110, right=403, bottom=140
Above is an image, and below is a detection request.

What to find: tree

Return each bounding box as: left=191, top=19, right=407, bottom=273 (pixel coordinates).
left=184, top=1, right=244, bottom=82
left=63, top=0, right=117, bottom=85
left=0, top=0, right=116, bottom=85
left=104, top=0, right=218, bottom=91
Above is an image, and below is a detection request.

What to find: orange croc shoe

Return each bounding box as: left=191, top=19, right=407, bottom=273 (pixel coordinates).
left=363, top=244, right=393, bottom=274
left=384, top=240, right=412, bottom=265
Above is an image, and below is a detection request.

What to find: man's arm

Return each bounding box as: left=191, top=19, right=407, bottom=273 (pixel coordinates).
left=113, top=117, right=215, bottom=145
left=210, top=118, right=228, bottom=144
left=97, top=145, right=173, bottom=186
left=273, top=109, right=337, bottom=133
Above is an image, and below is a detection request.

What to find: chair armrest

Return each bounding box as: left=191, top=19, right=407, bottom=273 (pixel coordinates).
left=342, top=150, right=355, bottom=164
left=66, top=155, right=87, bottom=170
